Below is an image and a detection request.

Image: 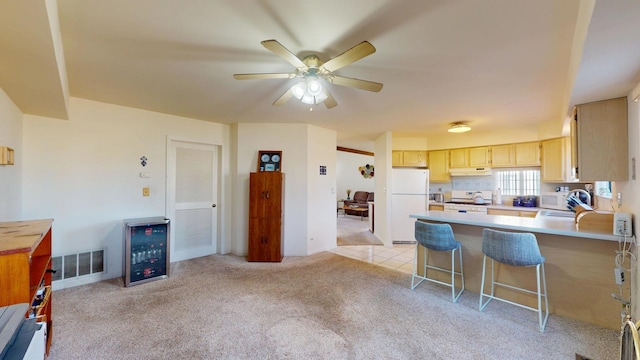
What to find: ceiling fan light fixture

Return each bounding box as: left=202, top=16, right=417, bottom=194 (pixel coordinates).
left=307, top=78, right=323, bottom=96
left=448, top=122, right=471, bottom=133
left=292, top=82, right=306, bottom=99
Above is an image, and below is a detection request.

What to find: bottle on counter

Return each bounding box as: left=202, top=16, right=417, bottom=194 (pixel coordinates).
left=494, top=188, right=502, bottom=205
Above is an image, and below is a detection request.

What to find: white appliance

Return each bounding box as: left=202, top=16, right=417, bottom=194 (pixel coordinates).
left=443, top=190, right=493, bottom=214
left=391, top=168, right=429, bottom=242
left=539, top=191, right=570, bottom=210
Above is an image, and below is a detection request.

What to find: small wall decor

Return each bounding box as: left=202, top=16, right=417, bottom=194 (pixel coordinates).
left=257, top=150, right=282, bottom=172
left=140, top=156, right=148, bottom=167
left=359, top=164, right=374, bottom=178
left=0, top=147, right=14, bottom=165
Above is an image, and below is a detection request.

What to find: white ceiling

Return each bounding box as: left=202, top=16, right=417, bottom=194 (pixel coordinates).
left=1, top=0, right=639, bottom=151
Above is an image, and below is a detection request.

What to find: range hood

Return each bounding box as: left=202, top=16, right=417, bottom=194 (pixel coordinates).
left=449, top=167, right=493, bottom=176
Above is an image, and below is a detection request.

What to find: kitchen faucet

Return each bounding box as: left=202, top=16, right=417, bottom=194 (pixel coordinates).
left=570, top=189, right=592, bottom=208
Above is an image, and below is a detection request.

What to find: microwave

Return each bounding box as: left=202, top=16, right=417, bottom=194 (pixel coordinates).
left=539, top=192, right=569, bottom=210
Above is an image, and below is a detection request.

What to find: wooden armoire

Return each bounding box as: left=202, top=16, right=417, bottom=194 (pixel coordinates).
left=248, top=172, right=284, bottom=262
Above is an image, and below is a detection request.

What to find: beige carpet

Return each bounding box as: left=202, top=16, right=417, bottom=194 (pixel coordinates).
left=49, top=252, right=619, bottom=359
left=337, top=215, right=383, bottom=246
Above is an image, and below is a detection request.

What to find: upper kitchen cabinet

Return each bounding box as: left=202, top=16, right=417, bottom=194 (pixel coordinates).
left=392, top=150, right=427, bottom=167
left=575, top=97, right=628, bottom=181
left=490, top=144, right=514, bottom=167
left=514, top=141, right=540, bottom=166
left=449, top=148, right=469, bottom=168
left=541, top=137, right=575, bottom=182
left=428, top=150, right=450, bottom=182
left=468, top=147, right=491, bottom=167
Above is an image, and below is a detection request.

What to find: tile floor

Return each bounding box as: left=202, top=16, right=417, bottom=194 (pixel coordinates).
left=329, top=243, right=416, bottom=274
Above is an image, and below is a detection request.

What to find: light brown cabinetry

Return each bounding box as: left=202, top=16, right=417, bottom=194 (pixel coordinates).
left=428, top=150, right=450, bottom=182
left=490, top=144, right=515, bottom=167
left=0, top=219, right=54, bottom=355
left=449, top=148, right=469, bottom=168
left=392, top=150, right=427, bottom=167
left=541, top=137, right=575, bottom=182
left=469, top=147, right=491, bottom=167
left=575, top=97, right=628, bottom=181
left=514, top=141, right=540, bottom=166
left=248, top=172, right=284, bottom=262
left=487, top=208, right=537, bottom=217
left=429, top=204, right=444, bottom=211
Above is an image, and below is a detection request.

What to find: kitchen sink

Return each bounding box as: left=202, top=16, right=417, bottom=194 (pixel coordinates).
left=537, top=210, right=575, bottom=218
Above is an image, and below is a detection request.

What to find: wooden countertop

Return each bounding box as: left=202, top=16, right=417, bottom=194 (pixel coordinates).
left=410, top=211, right=624, bottom=241
left=0, top=219, right=54, bottom=255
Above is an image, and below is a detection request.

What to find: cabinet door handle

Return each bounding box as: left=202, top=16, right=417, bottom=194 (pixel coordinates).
left=265, top=191, right=270, bottom=199
left=212, top=204, right=216, bottom=208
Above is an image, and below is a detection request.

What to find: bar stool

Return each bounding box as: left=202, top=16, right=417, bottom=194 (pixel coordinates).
left=479, top=228, right=549, bottom=332
left=411, top=221, right=465, bottom=303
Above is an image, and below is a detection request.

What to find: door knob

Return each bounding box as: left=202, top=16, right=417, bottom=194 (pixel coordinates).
left=212, top=204, right=217, bottom=208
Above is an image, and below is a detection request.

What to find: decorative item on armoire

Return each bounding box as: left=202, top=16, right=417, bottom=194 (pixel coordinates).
left=359, top=164, right=374, bottom=178
left=257, top=150, right=282, bottom=172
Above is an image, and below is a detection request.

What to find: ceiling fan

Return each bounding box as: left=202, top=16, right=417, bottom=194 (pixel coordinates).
left=233, top=40, right=383, bottom=109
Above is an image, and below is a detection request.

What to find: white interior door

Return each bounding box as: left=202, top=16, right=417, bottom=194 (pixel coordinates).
left=167, top=139, right=218, bottom=262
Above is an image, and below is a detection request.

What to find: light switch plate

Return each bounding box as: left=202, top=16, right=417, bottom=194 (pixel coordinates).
left=143, top=187, right=150, bottom=196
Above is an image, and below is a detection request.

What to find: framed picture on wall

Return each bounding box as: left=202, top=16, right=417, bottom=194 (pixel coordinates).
left=257, top=150, right=282, bottom=172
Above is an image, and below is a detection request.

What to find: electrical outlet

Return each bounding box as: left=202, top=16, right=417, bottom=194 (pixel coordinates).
left=613, top=212, right=632, bottom=236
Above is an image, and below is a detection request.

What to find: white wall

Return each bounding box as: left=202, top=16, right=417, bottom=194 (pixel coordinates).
left=374, top=132, right=392, bottom=247
left=336, top=150, right=374, bottom=201
left=22, top=97, right=231, bottom=287
left=235, top=123, right=336, bottom=257
left=0, top=86, right=23, bottom=220
left=307, top=126, right=337, bottom=255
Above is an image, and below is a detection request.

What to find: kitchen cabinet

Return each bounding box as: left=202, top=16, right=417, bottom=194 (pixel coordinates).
left=428, top=150, right=449, bottom=182
left=248, top=172, right=284, bottom=262
left=0, top=219, right=54, bottom=355
left=449, top=148, right=469, bottom=168
left=575, top=97, right=628, bottom=181
left=541, top=137, right=575, bottom=182
left=490, top=144, right=515, bottom=167
left=487, top=208, right=537, bottom=218
left=429, top=204, right=444, bottom=211
left=469, top=147, right=491, bottom=167
left=514, top=141, right=540, bottom=166
left=392, top=150, right=427, bottom=167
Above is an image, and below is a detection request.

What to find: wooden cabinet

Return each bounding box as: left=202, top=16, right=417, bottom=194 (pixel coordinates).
left=575, top=97, right=628, bottom=181
left=428, top=150, right=450, bottom=182
left=514, top=141, right=540, bottom=166
left=0, top=219, right=54, bottom=355
left=248, top=172, right=284, bottom=262
left=541, top=137, right=575, bottom=182
left=491, top=144, right=515, bottom=167
left=392, top=150, right=427, bottom=167
left=449, top=148, right=469, bottom=168
left=429, top=204, right=444, bottom=211
left=487, top=208, right=537, bottom=217
left=469, top=147, right=491, bottom=167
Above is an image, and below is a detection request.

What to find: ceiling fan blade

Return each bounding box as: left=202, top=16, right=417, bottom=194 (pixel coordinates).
left=320, top=41, right=376, bottom=73
left=261, top=40, right=307, bottom=70
left=233, top=73, right=295, bottom=80
left=324, top=90, right=338, bottom=109
left=330, top=75, right=383, bottom=92
left=273, top=86, right=295, bottom=106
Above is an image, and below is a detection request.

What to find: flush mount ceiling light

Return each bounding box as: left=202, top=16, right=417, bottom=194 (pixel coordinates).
left=448, top=122, right=472, bottom=133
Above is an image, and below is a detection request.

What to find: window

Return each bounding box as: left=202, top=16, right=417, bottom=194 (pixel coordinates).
left=496, top=169, right=540, bottom=196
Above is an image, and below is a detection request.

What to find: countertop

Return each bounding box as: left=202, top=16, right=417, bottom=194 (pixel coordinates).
left=410, top=211, right=624, bottom=241
left=428, top=201, right=541, bottom=212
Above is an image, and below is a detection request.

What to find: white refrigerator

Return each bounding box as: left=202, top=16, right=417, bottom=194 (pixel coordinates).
left=391, top=168, right=429, bottom=242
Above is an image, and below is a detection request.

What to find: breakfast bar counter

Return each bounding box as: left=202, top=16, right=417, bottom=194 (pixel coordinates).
left=409, top=211, right=629, bottom=330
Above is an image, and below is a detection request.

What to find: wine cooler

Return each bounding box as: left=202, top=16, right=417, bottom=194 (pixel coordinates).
left=123, top=217, right=170, bottom=287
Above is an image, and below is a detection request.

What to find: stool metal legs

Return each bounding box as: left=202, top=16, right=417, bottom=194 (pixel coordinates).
left=479, top=255, right=549, bottom=332
left=411, top=243, right=465, bottom=303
